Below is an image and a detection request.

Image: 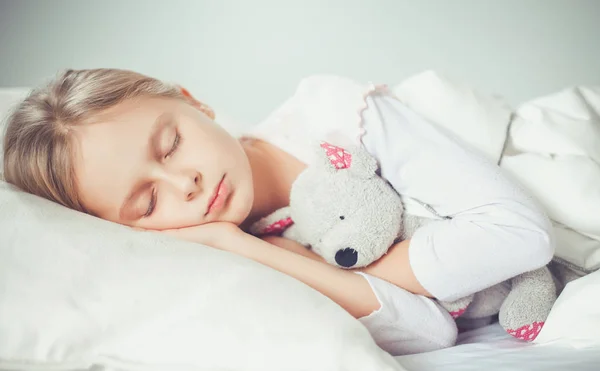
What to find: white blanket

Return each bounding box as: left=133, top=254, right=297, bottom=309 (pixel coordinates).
left=392, top=72, right=600, bottom=274
left=398, top=322, right=600, bottom=371
left=397, top=269, right=600, bottom=370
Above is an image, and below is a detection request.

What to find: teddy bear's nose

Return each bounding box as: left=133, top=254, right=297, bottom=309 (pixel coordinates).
left=335, top=248, right=358, bottom=268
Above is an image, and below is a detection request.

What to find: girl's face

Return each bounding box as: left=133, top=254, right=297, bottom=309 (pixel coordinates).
left=75, top=96, right=254, bottom=230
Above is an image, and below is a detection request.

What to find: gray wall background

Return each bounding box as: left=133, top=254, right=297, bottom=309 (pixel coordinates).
left=1, top=0, right=599, bottom=124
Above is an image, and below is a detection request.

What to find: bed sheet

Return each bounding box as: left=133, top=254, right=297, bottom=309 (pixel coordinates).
left=395, top=323, right=600, bottom=371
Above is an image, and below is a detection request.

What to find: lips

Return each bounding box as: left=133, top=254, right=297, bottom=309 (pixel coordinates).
left=205, top=175, right=228, bottom=216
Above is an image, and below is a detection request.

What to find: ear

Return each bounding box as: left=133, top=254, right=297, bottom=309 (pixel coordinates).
left=179, top=86, right=216, bottom=120
left=316, top=142, right=378, bottom=179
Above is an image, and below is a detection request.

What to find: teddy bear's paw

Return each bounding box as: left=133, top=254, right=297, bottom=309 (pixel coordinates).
left=499, top=267, right=556, bottom=341
left=506, top=321, right=545, bottom=341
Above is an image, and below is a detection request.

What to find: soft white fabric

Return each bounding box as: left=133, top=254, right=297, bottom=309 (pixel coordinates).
left=391, top=71, right=512, bottom=163
left=249, top=73, right=555, bottom=353
left=251, top=75, right=552, bottom=300
left=393, top=74, right=600, bottom=274
left=247, top=71, right=600, bottom=353
left=0, top=91, right=402, bottom=371
left=502, top=86, right=600, bottom=273
left=251, top=71, right=600, bottom=275
left=388, top=77, right=600, bottom=349
left=359, top=86, right=554, bottom=301
left=535, top=269, right=600, bottom=346
left=0, top=183, right=402, bottom=371
left=2, top=69, right=600, bottom=368
left=397, top=323, right=600, bottom=371
left=356, top=273, right=457, bottom=356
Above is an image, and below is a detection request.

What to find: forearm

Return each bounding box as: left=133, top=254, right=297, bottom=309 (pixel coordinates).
left=223, top=232, right=380, bottom=318
left=255, top=237, right=457, bottom=355
left=361, top=238, right=431, bottom=297
left=265, top=236, right=431, bottom=298
left=261, top=235, right=325, bottom=262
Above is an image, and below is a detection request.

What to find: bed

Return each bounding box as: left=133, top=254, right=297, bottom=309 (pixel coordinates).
left=398, top=323, right=600, bottom=371
left=1, top=72, right=599, bottom=371
left=396, top=255, right=600, bottom=370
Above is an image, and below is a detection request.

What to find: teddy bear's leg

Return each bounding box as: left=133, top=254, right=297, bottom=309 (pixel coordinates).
left=438, top=294, right=474, bottom=319
left=499, top=267, right=557, bottom=342
left=547, top=260, right=584, bottom=295
left=461, top=283, right=510, bottom=319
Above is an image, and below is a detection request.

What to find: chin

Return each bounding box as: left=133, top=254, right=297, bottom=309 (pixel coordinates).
left=221, top=211, right=247, bottom=226
left=229, top=193, right=253, bottom=226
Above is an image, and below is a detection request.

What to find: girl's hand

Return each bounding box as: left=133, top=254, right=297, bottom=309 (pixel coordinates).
left=158, top=222, right=243, bottom=250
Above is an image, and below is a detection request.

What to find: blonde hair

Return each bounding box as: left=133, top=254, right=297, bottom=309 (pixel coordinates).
left=2, top=68, right=186, bottom=213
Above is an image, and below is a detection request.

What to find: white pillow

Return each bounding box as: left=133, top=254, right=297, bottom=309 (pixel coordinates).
left=535, top=269, right=600, bottom=347
left=0, top=91, right=402, bottom=370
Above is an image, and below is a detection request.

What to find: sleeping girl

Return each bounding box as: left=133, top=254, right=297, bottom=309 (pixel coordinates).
left=2, top=69, right=554, bottom=355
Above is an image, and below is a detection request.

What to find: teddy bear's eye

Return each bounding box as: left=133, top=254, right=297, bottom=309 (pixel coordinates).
left=339, top=216, right=345, bottom=220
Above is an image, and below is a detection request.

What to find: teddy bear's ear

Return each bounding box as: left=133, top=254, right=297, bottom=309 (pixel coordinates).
left=317, top=142, right=378, bottom=179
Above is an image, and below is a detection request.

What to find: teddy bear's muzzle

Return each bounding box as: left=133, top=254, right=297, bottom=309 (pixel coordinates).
left=335, top=248, right=358, bottom=268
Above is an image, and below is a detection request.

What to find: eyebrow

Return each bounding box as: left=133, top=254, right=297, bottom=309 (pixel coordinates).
left=118, top=112, right=171, bottom=220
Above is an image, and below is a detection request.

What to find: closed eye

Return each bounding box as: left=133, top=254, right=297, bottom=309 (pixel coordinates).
left=164, top=131, right=181, bottom=159
left=143, top=188, right=157, bottom=218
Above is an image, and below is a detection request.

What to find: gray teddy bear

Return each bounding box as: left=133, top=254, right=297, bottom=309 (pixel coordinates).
left=250, top=142, right=557, bottom=341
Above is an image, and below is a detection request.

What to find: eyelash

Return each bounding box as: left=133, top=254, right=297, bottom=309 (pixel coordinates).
left=144, top=188, right=157, bottom=218
left=164, top=132, right=181, bottom=159
left=144, top=132, right=181, bottom=218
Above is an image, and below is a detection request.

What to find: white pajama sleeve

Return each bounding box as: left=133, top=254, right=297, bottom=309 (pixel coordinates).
left=355, top=272, right=457, bottom=356
left=359, top=90, right=555, bottom=301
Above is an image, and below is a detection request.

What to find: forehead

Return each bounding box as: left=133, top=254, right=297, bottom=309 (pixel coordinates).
left=73, top=97, right=173, bottom=219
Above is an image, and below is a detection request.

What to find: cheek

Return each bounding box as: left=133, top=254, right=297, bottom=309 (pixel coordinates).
left=191, top=128, right=238, bottom=164
left=145, top=192, right=198, bottom=230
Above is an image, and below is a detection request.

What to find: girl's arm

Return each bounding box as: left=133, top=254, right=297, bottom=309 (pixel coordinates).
left=164, top=223, right=380, bottom=318
left=266, top=234, right=431, bottom=297
left=360, top=238, right=430, bottom=296
left=259, top=235, right=459, bottom=355
left=231, top=232, right=381, bottom=318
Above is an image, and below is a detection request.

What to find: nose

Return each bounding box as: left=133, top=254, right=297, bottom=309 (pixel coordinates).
left=184, top=173, right=201, bottom=201
left=162, top=170, right=202, bottom=201
left=335, top=248, right=358, bottom=268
